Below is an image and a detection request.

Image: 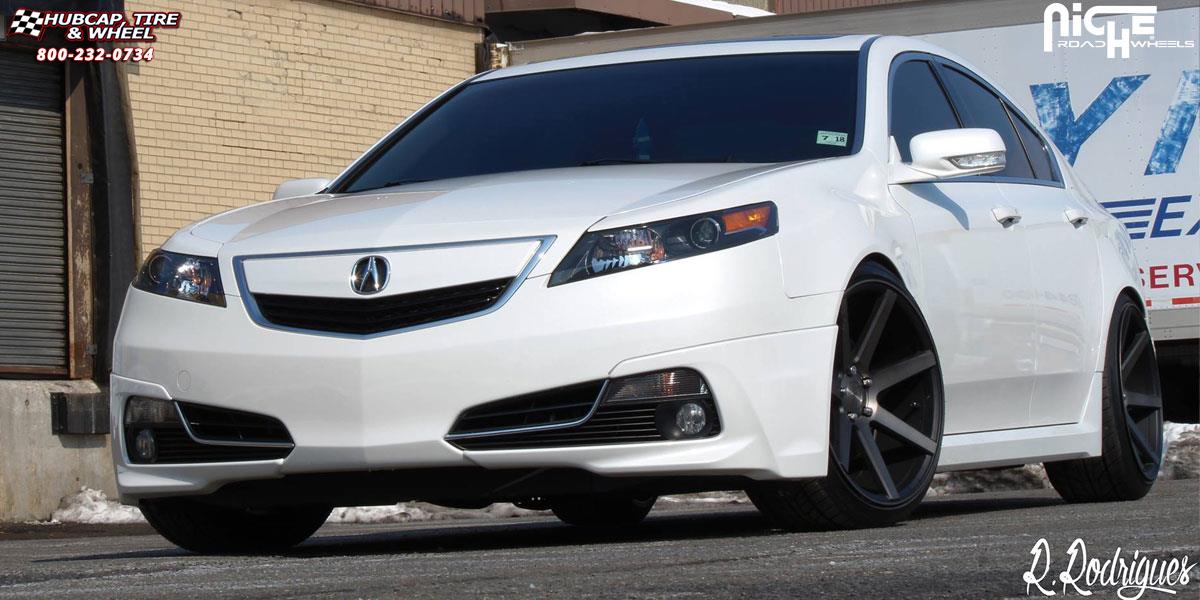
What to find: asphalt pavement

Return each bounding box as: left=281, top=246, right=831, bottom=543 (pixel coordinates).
left=0, top=479, right=1197, bottom=599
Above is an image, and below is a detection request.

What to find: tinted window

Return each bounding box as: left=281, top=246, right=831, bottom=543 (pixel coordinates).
left=341, top=53, right=860, bottom=193
left=940, top=67, right=1034, bottom=179
left=1008, top=106, right=1058, bottom=181
left=890, top=60, right=960, bottom=162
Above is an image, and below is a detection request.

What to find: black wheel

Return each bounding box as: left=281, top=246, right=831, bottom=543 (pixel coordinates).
left=549, top=494, right=656, bottom=528
left=749, top=262, right=944, bottom=530
left=140, top=498, right=331, bottom=554
left=1045, top=295, right=1163, bottom=502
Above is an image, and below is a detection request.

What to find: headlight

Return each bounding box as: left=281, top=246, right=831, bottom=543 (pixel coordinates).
left=133, top=249, right=226, bottom=307
left=549, top=202, right=777, bottom=286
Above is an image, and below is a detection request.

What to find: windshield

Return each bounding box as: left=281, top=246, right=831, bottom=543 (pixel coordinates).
left=339, top=52, right=860, bottom=193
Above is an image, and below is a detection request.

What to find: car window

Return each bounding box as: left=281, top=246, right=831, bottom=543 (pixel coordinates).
left=340, top=52, right=861, bottom=193
left=1007, top=105, right=1058, bottom=181
left=889, top=60, right=960, bottom=163
left=939, top=67, right=1035, bottom=180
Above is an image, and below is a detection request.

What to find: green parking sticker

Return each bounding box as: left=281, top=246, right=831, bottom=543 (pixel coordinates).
left=816, top=130, right=848, bottom=147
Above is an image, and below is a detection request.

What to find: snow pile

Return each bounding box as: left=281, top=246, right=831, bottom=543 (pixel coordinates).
left=928, top=464, right=1049, bottom=497
left=326, top=502, right=543, bottom=524
left=660, top=491, right=748, bottom=504
left=1161, top=422, right=1200, bottom=480
left=49, top=488, right=146, bottom=524
left=670, top=0, right=774, bottom=17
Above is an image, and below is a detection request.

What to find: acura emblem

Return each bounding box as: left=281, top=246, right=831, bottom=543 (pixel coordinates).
left=350, top=256, right=389, bottom=295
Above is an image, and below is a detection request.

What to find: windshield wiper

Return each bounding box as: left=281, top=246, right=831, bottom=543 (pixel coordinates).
left=578, top=157, right=735, bottom=167
left=378, top=178, right=434, bottom=189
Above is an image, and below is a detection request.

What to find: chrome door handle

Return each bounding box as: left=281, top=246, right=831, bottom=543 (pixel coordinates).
left=991, top=206, right=1022, bottom=227
left=1063, top=208, right=1089, bottom=227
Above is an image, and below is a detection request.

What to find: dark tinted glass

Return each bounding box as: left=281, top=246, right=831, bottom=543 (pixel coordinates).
left=940, top=67, right=1034, bottom=179
left=890, top=60, right=959, bottom=162
left=342, top=53, right=860, bottom=193
left=1008, top=105, right=1057, bottom=181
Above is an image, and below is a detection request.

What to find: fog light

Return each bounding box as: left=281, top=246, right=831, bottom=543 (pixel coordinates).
left=675, top=402, right=707, bottom=436
left=134, top=429, right=157, bottom=463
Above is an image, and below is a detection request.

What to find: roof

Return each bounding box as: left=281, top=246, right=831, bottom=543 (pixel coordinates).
left=477, top=34, right=875, bottom=80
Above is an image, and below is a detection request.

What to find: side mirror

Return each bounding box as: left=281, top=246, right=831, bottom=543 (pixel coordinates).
left=889, top=128, right=1006, bottom=184
left=273, top=177, right=331, bottom=200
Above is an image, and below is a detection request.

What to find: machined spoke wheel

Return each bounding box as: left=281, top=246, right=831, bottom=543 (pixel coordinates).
left=749, top=263, right=944, bottom=530
left=830, top=277, right=942, bottom=506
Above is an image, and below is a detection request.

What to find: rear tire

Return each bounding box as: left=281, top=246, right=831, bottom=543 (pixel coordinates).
left=140, top=498, right=331, bottom=554
left=1044, top=294, right=1163, bottom=502
left=549, top=494, right=656, bottom=528
left=750, top=262, right=944, bottom=530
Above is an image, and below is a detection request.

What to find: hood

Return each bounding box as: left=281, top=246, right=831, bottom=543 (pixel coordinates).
left=188, top=163, right=785, bottom=256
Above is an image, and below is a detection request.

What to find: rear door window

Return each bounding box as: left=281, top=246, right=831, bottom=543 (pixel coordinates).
left=1007, top=106, right=1058, bottom=182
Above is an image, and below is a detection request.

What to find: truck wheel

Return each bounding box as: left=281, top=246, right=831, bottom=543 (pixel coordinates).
left=549, top=494, right=656, bottom=527
left=140, top=498, right=331, bottom=554
left=1045, top=294, right=1163, bottom=502
left=749, top=262, right=943, bottom=530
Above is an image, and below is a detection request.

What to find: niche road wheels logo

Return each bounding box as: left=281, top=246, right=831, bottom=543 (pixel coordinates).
left=1043, top=3, right=1195, bottom=59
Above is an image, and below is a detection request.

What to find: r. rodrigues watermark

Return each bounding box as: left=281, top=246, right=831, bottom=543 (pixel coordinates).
left=5, top=7, right=179, bottom=62
left=1024, top=538, right=1196, bottom=599
left=1043, top=3, right=1196, bottom=59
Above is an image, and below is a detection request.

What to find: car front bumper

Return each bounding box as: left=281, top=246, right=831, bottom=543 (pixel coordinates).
left=111, top=239, right=840, bottom=503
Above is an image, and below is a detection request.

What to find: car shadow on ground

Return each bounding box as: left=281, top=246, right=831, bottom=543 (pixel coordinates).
left=37, top=492, right=1064, bottom=562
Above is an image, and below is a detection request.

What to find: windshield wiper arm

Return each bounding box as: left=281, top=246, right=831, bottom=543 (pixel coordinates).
left=578, top=157, right=736, bottom=167
left=579, top=158, right=659, bottom=166
left=377, top=178, right=434, bottom=189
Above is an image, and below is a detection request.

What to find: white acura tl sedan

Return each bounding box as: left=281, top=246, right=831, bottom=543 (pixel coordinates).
left=112, top=35, right=1164, bottom=553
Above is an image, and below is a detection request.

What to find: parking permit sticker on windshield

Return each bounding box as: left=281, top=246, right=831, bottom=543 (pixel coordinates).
left=816, top=130, right=848, bottom=147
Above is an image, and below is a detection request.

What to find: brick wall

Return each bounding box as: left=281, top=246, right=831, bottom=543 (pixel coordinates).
left=124, top=0, right=482, bottom=253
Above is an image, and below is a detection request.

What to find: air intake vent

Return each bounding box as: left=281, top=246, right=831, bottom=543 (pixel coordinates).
left=251, top=278, right=512, bottom=335
left=178, top=402, right=293, bottom=445
left=448, top=381, right=605, bottom=437
left=123, top=397, right=293, bottom=464
left=448, top=369, right=720, bottom=451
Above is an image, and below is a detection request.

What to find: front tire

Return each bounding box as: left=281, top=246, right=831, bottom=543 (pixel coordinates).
left=1044, top=294, right=1163, bottom=502
left=140, top=498, right=331, bottom=554
left=549, top=494, right=656, bottom=528
left=749, top=262, right=944, bottom=530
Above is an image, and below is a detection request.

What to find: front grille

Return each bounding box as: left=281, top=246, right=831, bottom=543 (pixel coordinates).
left=252, top=278, right=512, bottom=335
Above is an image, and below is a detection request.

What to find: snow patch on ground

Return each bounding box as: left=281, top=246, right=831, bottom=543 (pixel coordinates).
left=660, top=491, right=748, bottom=505
left=46, top=488, right=146, bottom=525
left=326, top=502, right=543, bottom=524
left=40, top=424, right=1199, bottom=523
left=1161, top=421, right=1200, bottom=480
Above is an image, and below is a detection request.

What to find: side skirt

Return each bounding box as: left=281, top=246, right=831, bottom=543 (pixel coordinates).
left=937, top=372, right=1103, bottom=472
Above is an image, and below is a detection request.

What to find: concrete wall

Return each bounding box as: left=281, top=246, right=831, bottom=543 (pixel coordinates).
left=124, top=0, right=483, bottom=254
left=0, top=381, right=117, bottom=522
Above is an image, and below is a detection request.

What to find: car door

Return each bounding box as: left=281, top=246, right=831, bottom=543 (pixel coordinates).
left=938, top=65, right=1104, bottom=427
left=886, top=57, right=1037, bottom=434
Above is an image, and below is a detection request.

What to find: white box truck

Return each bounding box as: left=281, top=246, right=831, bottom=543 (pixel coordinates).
left=502, top=0, right=1199, bottom=420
